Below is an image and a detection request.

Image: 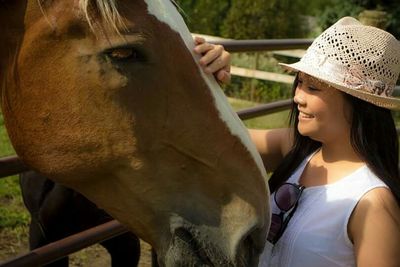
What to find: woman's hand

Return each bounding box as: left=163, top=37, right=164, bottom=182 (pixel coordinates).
left=193, top=36, right=231, bottom=84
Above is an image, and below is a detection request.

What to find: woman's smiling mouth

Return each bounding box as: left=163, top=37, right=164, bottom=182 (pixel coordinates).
left=299, top=110, right=314, bottom=119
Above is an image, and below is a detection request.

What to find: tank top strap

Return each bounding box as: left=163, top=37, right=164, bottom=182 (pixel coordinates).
left=287, top=150, right=319, bottom=184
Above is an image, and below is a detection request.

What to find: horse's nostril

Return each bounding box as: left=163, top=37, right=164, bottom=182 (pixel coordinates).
left=174, top=227, right=213, bottom=266
left=236, top=229, right=263, bottom=267
left=174, top=227, right=193, bottom=245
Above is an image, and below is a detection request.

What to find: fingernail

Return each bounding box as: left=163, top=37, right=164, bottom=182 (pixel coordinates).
left=220, top=73, right=227, bottom=82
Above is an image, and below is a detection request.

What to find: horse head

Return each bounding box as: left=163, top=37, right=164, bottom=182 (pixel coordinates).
left=0, top=1, right=270, bottom=266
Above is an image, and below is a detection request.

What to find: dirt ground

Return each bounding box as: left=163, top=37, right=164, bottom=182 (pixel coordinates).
left=0, top=227, right=153, bottom=267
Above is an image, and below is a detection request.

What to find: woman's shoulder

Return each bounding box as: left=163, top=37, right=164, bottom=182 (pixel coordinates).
left=349, top=167, right=398, bottom=231
left=358, top=187, right=399, bottom=212
left=348, top=186, right=400, bottom=266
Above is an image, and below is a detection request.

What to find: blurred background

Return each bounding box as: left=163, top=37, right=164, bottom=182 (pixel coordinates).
left=177, top=0, right=400, bottom=104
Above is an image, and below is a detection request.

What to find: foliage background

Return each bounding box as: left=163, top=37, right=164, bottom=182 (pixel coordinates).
left=175, top=0, right=400, bottom=104
left=176, top=0, right=400, bottom=39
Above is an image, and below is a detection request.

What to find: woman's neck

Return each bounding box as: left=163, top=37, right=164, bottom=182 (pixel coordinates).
left=299, top=140, right=365, bottom=187
left=319, top=141, right=363, bottom=164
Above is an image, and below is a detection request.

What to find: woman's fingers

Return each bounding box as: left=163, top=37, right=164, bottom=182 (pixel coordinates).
left=216, top=69, right=231, bottom=84
left=194, top=42, right=217, bottom=58
left=194, top=36, right=206, bottom=45
left=203, top=50, right=230, bottom=74
left=200, top=45, right=225, bottom=70
left=193, top=37, right=231, bottom=84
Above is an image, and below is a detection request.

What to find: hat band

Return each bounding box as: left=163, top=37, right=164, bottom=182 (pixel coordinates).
left=300, top=49, right=395, bottom=97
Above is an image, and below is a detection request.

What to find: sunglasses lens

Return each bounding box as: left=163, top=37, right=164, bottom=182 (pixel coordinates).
left=275, top=183, right=301, bottom=211
left=267, top=213, right=283, bottom=242
left=268, top=183, right=304, bottom=244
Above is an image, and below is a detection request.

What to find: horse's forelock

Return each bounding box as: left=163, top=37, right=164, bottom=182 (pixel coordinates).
left=78, top=0, right=181, bottom=33
left=80, top=0, right=181, bottom=33
left=77, top=0, right=125, bottom=34
left=38, top=0, right=182, bottom=34
left=37, top=0, right=124, bottom=33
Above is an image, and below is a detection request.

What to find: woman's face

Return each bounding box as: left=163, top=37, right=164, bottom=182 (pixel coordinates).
left=294, top=72, right=352, bottom=144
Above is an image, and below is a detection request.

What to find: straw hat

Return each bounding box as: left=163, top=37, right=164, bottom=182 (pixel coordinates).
left=280, top=17, right=400, bottom=110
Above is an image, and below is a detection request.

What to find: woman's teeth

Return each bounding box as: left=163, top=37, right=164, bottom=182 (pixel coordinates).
left=300, top=111, right=313, bottom=118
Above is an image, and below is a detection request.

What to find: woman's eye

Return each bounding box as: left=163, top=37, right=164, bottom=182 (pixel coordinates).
left=308, top=86, right=320, bottom=92
left=106, top=48, right=146, bottom=62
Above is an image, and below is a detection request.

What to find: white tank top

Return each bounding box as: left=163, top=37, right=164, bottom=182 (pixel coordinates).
left=258, top=152, right=388, bottom=267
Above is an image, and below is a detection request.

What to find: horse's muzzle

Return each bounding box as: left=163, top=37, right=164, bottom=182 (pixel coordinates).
left=162, top=223, right=262, bottom=267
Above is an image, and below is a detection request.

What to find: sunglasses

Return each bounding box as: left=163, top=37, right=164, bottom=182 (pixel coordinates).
left=267, top=183, right=305, bottom=244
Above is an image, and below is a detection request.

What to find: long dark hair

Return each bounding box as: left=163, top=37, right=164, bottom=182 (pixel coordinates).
left=268, top=75, right=400, bottom=205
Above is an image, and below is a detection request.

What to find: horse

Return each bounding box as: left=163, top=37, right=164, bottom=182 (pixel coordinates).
left=0, top=1, right=270, bottom=266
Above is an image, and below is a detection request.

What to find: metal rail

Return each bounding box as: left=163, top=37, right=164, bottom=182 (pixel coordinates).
left=213, top=39, right=314, bottom=52
left=0, top=99, right=293, bottom=179
left=0, top=99, right=292, bottom=266
left=237, top=99, right=292, bottom=120
left=0, top=220, right=127, bottom=267
left=0, top=156, right=29, bottom=178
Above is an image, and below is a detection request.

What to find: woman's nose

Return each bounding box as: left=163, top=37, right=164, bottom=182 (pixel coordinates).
left=294, top=88, right=306, bottom=106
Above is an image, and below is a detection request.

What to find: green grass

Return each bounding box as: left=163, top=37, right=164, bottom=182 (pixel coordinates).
left=0, top=184, right=27, bottom=228
left=0, top=113, right=28, bottom=229
left=0, top=177, right=27, bottom=229
left=0, top=114, right=15, bottom=156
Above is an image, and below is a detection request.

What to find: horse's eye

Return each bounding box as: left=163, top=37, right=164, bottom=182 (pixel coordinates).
left=106, top=48, right=145, bottom=62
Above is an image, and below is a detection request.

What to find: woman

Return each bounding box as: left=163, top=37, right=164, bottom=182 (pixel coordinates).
left=197, top=17, right=400, bottom=267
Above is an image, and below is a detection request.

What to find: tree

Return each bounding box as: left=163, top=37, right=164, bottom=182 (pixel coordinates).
left=221, top=0, right=308, bottom=39
left=317, top=0, right=400, bottom=38
left=175, top=0, right=231, bottom=36
left=318, top=1, right=363, bottom=30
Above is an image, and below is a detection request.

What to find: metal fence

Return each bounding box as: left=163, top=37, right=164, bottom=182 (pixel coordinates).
left=0, top=38, right=366, bottom=266
left=0, top=100, right=292, bottom=267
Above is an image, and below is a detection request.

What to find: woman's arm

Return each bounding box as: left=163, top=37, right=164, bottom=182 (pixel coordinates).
left=193, top=39, right=292, bottom=171
left=248, top=128, right=292, bottom=172
left=349, top=188, right=400, bottom=267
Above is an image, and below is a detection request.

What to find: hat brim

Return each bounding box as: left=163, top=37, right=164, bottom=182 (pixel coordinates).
left=279, top=62, right=400, bottom=110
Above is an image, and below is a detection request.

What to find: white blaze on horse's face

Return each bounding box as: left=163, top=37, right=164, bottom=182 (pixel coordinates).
left=144, top=0, right=267, bottom=179
left=0, top=1, right=270, bottom=266
left=144, top=0, right=269, bottom=263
